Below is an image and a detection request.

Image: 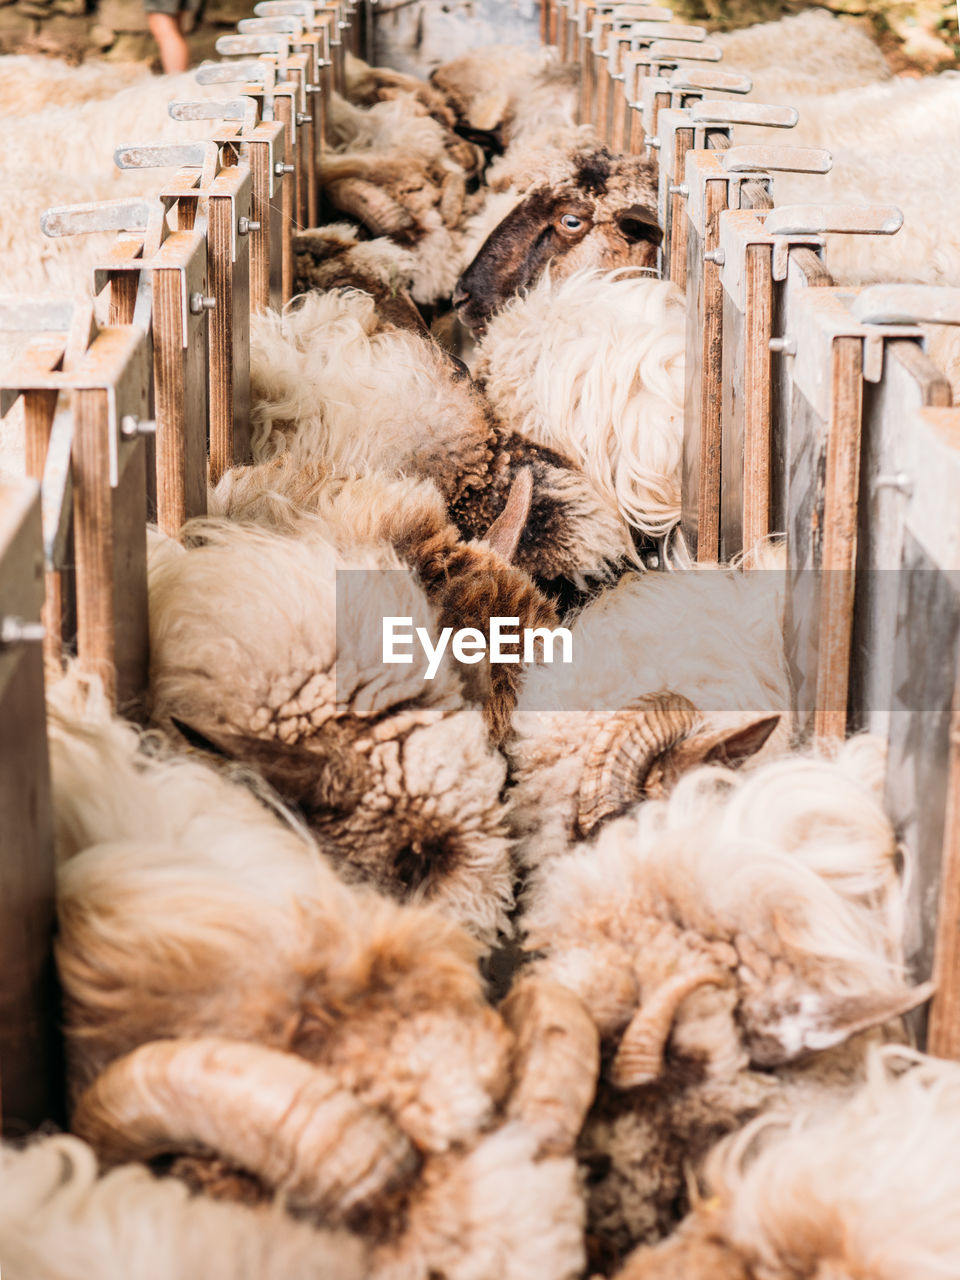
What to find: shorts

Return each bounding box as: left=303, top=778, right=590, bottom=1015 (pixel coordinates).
left=144, top=0, right=201, bottom=16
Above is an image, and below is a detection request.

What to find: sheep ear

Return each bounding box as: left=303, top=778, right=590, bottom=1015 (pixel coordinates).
left=665, top=714, right=781, bottom=774
left=616, top=204, right=664, bottom=248
left=482, top=466, right=534, bottom=562
left=745, top=981, right=936, bottom=1067
left=468, top=88, right=511, bottom=131
left=170, top=718, right=364, bottom=816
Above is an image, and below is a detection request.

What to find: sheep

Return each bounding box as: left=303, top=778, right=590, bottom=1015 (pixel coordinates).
left=144, top=517, right=516, bottom=943
left=48, top=673, right=595, bottom=1278
left=474, top=268, right=686, bottom=544
left=208, top=453, right=557, bottom=745
left=453, top=143, right=661, bottom=336
left=292, top=223, right=430, bottom=336
left=321, top=92, right=483, bottom=304
left=610, top=1045, right=960, bottom=1280
left=518, top=741, right=929, bottom=1269
left=343, top=50, right=462, bottom=132
left=430, top=43, right=578, bottom=148
left=0, top=1132, right=369, bottom=1280
left=249, top=291, right=635, bottom=588
left=506, top=562, right=791, bottom=871
left=0, top=53, right=148, bottom=116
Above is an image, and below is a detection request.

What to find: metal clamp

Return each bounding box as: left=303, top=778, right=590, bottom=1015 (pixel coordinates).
left=850, top=285, right=960, bottom=327
left=669, top=66, right=752, bottom=94
left=722, top=144, right=832, bottom=175
left=692, top=100, right=799, bottom=129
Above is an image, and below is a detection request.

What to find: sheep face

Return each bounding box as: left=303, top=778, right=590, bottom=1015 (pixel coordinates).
left=454, top=151, right=661, bottom=335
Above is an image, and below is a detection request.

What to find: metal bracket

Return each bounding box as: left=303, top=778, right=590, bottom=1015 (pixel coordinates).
left=254, top=0, right=318, bottom=18
left=850, top=285, right=960, bottom=327
left=790, top=288, right=924, bottom=416
left=630, top=19, right=703, bottom=40
left=669, top=66, right=752, bottom=94
left=685, top=150, right=772, bottom=237
left=719, top=208, right=824, bottom=310
left=691, top=100, right=798, bottom=129
left=169, top=97, right=260, bottom=131
left=238, top=15, right=305, bottom=33
left=40, top=197, right=153, bottom=238
left=645, top=37, right=722, bottom=66
left=722, top=144, right=832, bottom=175
left=763, top=204, right=903, bottom=237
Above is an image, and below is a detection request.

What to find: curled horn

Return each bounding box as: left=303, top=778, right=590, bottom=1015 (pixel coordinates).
left=324, top=178, right=416, bottom=238
left=72, top=1037, right=418, bottom=1221
left=576, top=692, right=701, bottom=838
left=482, top=466, right=533, bottom=562
left=609, top=970, right=723, bottom=1090
left=500, top=975, right=600, bottom=1156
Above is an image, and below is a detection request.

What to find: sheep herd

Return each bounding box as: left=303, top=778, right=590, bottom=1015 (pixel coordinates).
left=3, top=11, right=960, bottom=1280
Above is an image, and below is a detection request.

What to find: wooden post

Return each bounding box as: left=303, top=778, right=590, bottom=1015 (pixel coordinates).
left=0, top=478, right=61, bottom=1134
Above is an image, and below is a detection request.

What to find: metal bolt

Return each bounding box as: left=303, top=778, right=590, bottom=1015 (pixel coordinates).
left=275, top=161, right=295, bottom=175
left=1, top=615, right=45, bottom=645
left=703, top=248, right=725, bottom=265
left=668, top=183, right=689, bottom=197
left=768, top=336, right=797, bottom=355
left=648, top=136, right=661, bottom=149
left=874, top=471, right=914, bottom=496
left=238, top=216, right=262, bottom=235
left=296, top=112, right=313, bottom=125
left=120, top=414, right=157, bottom=438
left=190, top=292, right=217, bottom=314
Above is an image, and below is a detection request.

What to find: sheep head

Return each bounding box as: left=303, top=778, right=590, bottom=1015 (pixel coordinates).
left=454, top=149, right=661, bottom=335
left=576, top=694, right=781, bottom=839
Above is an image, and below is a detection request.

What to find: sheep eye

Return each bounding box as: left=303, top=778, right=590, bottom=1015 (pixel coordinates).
left=559, top=214, right=584, bottom=231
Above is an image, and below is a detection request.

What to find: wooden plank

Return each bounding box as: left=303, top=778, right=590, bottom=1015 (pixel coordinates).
left=21, top=389, right=68, bottom=671
left=814, top=335, right=863, bottom=741
left=667, top=124, right=694, bottom=286
left=275, top=93, right=297, bottom=302
left=695, top=177, right=726, bottom=561
left=0, top=479, right=61, bottom=1134
left=152, top=240, right=209, bottom=536
left=927, top=669, right=960, bottom=1057
left=741, top=241, right=774, bottom=555
left=208, top=170, right=253, bottom=483
left=849, top=341, right=950, bottom=738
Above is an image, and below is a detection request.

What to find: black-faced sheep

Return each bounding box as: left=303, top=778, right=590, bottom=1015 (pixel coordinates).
left=454, top=144, right=661, bottom=336
left=518, top=741, right=928, bottom=1272
left=611, top=1045, right=960, bottom=1280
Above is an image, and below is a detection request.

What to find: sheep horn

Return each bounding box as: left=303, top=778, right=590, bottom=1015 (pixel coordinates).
left=500, top=975, right=600, bottom=1156
left=439, top=169, right=466, bottom=228
left=576, top=692, right=701, bottom=838
left=482, top=466, right=533, bottom=562
left=72, top=1037, right=418, bottom=1221
left=324, top=178, right=416, bottom=238
left=609, top=970, right=723, bottom=1090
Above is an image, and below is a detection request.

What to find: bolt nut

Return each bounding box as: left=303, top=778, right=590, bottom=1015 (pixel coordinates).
left=874, top=471, right=914, bottom=496
left=768, top=336, right=797, bottom=355
left=648, top=136, right=661, bottom=149
left=120, top=414, right=157, bottom=438
left=296, top=112, right=313, bottom=124
left=238, top=216, right=262, bottom=235
left=190, top=292, right=217, bottom=314
left=1, top=615, right=45, bottom=646
left=274, top=161, right=295, bottom=175
left=703, top=248, right=725, bottom=265
left=668, top=183, right=689, bottom=197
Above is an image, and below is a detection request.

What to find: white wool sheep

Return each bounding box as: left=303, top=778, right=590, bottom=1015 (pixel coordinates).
left=475, top=269, right=685, bottom=543
left=145, top=518, right=516, bottom=942
left=249, top=292, right=634, bottom=586
left=0, top=54, right=149, bottom=116
left=521, top=740, right=920, bottom=1261
left=508, top=563, right=791, bottom=870
left=249, top=290, right=493, bottom=497
left=48, top=673, right=592, bottom=1279
left=613, top=1045, right=960, bottom=1280
left=431, top=44, right=577, bottom=144
left=0, top=1133, right=368, bottom=1280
